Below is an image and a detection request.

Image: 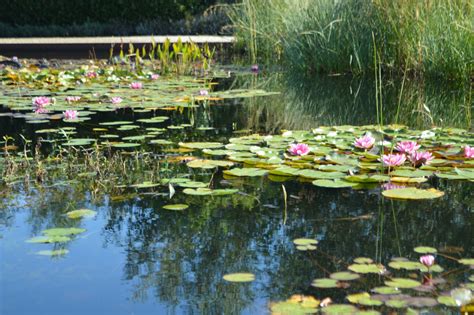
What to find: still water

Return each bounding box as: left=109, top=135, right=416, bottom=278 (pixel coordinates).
left=0, top=72, right=472, bottom=314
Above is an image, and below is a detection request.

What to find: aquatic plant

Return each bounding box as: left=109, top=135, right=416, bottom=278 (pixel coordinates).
left=110, top=96, right=123, bottom=104
left=409, top=151, right=434, bottom=167
left=129, top=82, right=143, bottom=89
left=85, top=71, right=97, bottom=79
left=63, top=110, right=78, bottom=120
left=353, top=134, right=375, bottom=150
left=464, top=146, right=474, bottom=158
left=396, top=141, right=421, bottom=154
left=199, top=89, right=209, bottom=96
left=251, top=64, right=259, bottom=72
left=150, top=74, right=160, bottom=80
left=230, top=0, right=473, bottom=80
left=419, top=254, right=435, bottom=268
left=382, top=153, right=406, bottom=167
left=288, top=143, right=309, bottom=156
left=32, top=96, right=51, bottom=107
left=65, top=96, right=81, bottom=103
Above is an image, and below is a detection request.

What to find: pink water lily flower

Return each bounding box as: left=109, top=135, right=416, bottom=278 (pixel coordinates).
left=382, top=153, right=406, bottom=167
left=65, top=96, right=81, bottom=103
left=199, top=89, right=209, bottom=96
left=396, top=141, right=420, bottom=154
left=85, top=71, right=97, bottom=78
left=251, top=64, right=259, bottom=72
left=32, top=96, right=51, bottom=107
left=464, top=146, right=474, bottom=158
left=63, top=110, right=78, bottom=120
left=150, top=74, right=160, bottom=80
left=419, top=255, right=435, bottom=268
left=288, top=143, right=310, bottom=156
left=409, top=151, right=434, bottom=167
left=354, top=135, right=375, bottom=149
left=111, top=97, right=123, bottom=104
left=130, top=82, right=143, bottom=89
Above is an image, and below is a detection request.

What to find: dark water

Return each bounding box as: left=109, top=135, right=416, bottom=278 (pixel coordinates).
left=0, top=72, right=473, bottom=314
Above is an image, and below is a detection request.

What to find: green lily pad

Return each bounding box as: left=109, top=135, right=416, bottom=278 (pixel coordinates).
left=66, top=209, right=97, bottom=219
left=312, top=179, right=358, bottom=188
left=187, top=159, right=234, bottom=169
left=311, top=278, right=338, bottom=288
left=321, top=304, right=358, bottom=314
left=348, top=264, right=384, bottom=274
left=371, top=286, right=400, bottom=295
left=382, top=188, right=444, bottom=200
left=384, top=278, right=421, bottom=289
left=413, top=246, right=437, bottom=254
left=36, top=249, right=69, bottom=256
left=163, top=204, right=189, bottom=211
left=354, top=257, right=373, bottom=264
left=293, top=238, right=318, bottom=246
left=223, top=272, right=255, bottom=282
left=458, top=258, right=474, bottom=266
left=330, top=272, right=360, bottom=281
left=223, top=168, right=268, bottom=177
left=42, top=227, right=86, bottom=236
left=385, top=299, right=408, bottom=308
left=437, top=296, right=458, bottom=307
left=179, top=142, right=223, bottom=149
left=26, top=235, right=71, bottom=243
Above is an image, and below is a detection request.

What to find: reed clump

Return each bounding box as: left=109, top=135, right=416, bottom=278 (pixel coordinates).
left=230, top=0, right=473, bottom=80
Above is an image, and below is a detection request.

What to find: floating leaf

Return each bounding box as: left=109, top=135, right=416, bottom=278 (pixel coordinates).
left=163, top=204, right=188, bottom=211
left=348, top=264, right=384, bottom=274
left=354, top=257, right=373, bottom=264
left=66, top=209, right=97, bottom=219
left=437, top=296, right=458, bottom=307
left=26, top=236, right=71, bottom=243
left=413, top=246, right=437, bottom=254
left=385, top=278, right=421, bottom=289
left=36, top=249, right=69, bottom=256
left=223, top=272, right=255, bottom=283
left=311, top=278, right=338, bottom=288
left=458, top=258, right=474, bottom=266
left=321, top=304, right=357, bottom=314
left=312, top=179, right=358, bottom=188
left=293, top=238, right=318, bottom=246
left=223, top=167, right=268, bottom=177
left=330, top=272, right=360, bottom=281
left=382, top=188, right=444, bottom=200
left=179, top=142, right=223, bottom=149
left=371, top=286, right=400, bottom=295
left=42, top=227, right=86, bottom=236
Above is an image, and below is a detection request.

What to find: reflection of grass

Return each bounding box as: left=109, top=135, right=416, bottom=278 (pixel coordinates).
left=235, top=73, right=472, bottom=132
left=230, top=0, right=473, bottom=80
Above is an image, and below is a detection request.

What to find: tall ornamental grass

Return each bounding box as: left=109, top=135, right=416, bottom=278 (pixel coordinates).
left=230, top=0, right=473, bottom=80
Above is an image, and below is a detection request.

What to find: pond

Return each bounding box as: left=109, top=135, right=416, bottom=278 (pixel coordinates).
left=0, top=61, right=473, bottom=314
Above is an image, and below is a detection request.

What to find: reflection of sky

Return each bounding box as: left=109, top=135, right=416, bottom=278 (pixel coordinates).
left=1, top=177, right=472, bottom=314
left=0, top=73, right=473, bottom=314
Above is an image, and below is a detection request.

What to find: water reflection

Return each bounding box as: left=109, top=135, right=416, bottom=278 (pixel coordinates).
left=231, top=73, right=472, bottom=133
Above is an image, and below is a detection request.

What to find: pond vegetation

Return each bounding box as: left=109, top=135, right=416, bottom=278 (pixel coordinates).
left=0, top=43, right=473, bottom=314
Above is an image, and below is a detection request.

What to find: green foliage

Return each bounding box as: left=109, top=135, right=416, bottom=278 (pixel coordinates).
left=230, top=0, right=473, bottom=80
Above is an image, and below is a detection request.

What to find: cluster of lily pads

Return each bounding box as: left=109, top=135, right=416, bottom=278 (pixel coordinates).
left=223, top=242, right=473, bottom=314
left=25, top=209, right=97, bottom=257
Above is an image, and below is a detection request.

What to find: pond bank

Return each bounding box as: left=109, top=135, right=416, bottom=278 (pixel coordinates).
left=0, top=35, right=235, bottom=59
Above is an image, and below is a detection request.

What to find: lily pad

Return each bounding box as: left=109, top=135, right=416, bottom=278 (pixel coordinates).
left=312, top=179, right=358, bottom=188
left=330, top=272, right=360, bottom=281
left=66, top=209, right=97, bottom=219
left=382, top=188, right=444, bottom=200
left=311, top=278, right=338, bottom=288
left=42, top=227, right=86, bottom=236
left=223, top=272, right=255, bottom=283
left=163, top=204, right=189, bottom=211
left=36, top=249, right=69, bottom=256
left=348, top=264, right=384, bottom=274
left=384, top=278, right=421, bottom=289
left=413, top=246, right=437, bottom=254
left=223, top=168, right=268, bottom=177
